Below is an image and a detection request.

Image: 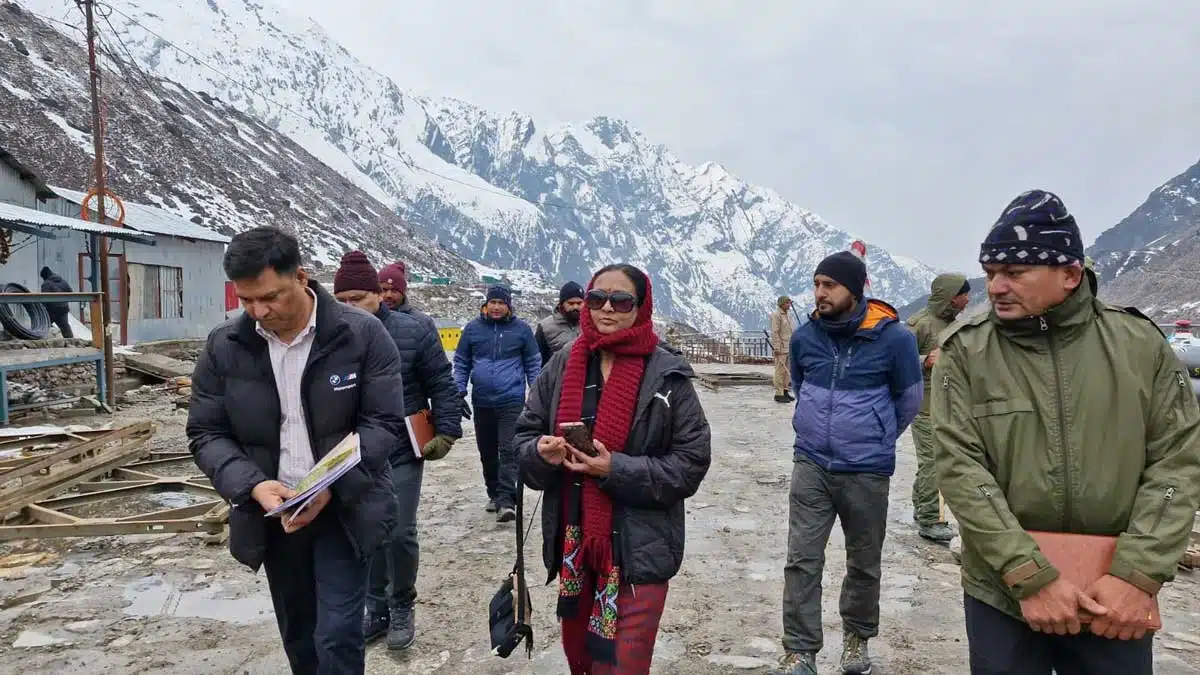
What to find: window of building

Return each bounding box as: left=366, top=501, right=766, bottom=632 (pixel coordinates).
left=127, top=263, right=183, bottom=320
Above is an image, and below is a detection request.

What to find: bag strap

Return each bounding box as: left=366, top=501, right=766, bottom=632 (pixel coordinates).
left=511, top=475, right=540, bottom=657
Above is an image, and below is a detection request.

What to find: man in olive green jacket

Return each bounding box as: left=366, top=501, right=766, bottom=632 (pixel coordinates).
left=905, top=273, right=970, bottom=543
left=933, top=189, right=1200, bottom=675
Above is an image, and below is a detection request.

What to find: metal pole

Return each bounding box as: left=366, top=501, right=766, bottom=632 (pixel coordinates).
left=83, top=0, right=115, bottom=407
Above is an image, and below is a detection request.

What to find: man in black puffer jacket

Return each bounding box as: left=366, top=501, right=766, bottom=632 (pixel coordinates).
left=333, top=251, right=462, bottom=652
left=187, top=228, right=405, bottom=675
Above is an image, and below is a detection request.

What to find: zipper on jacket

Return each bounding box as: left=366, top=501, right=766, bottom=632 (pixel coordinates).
left=1150, top=486, right=1176, bottom=533
left=979, top=485, right=1016, bottom=529
left=1176, top=372, right=1190, bottom=410
left=1042, top=316, right=1072, bottom=531
left=826, top=342, right=839, bottom=470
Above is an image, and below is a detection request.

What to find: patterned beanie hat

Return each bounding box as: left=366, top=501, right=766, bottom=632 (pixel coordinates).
left=980, top=190, right=1084, bottom=266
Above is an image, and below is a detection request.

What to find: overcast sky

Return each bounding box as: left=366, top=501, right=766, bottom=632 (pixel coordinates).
left=290, top=1, right=1200, bottom=271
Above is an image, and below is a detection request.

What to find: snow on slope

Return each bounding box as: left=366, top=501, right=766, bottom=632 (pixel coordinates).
left=23, top=0, right=938, bottom=330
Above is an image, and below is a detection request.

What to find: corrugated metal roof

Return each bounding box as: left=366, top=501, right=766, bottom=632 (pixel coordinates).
left=0, top=201, right=156, bottom=244
left=50, top=186, right=231, bottom=243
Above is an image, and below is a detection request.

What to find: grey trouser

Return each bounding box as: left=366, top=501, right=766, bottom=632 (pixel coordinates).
left=782, top=454, right=890, bottom=653
left=366, top=459, right=424, bottom=611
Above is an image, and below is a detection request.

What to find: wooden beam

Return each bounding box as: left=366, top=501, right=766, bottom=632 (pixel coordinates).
left=0, top=518, right=225, bottom=540
left=0, top=438, right=149, bottom=514
left=24, top=504, right=81, bottom=524
left=34, top=478, right=217, bottom=509
left=76, top=480, right=155, bottom=493
left=116, top=500, right=223, bottom=523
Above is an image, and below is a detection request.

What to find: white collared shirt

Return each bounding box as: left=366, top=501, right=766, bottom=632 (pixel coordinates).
left=255, top=288, right=319, bottom=488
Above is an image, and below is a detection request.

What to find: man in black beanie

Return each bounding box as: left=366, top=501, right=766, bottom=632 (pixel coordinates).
left=535, top=281, right=584, bottom=364
left=932, top=189, right=1200, bottom=675
left=771, top=251, right=923, bottom=675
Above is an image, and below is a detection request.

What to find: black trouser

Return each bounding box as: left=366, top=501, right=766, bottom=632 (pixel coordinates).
left=263, top=511, right=368, bottom=675
left=50, top=312, right=73, bottom=338
left=366, top=459, right=423, bottom=612
left=964, top=593, right=1153, bottom=675
left=473, top=404, right=521, bottom=509
left=782, top=454, right=890, bottom=653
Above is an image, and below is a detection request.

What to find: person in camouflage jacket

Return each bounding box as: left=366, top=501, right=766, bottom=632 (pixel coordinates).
left=932, top=190, right=1200, bottom=675
left=905, top=272, right=971, bottom=542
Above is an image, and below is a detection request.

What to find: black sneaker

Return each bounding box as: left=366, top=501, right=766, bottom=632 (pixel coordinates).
left=774, top=394, right=791, bottom=403
left=496, top=506, right=516, bottom=523
left=785, top=392, right=795, bottom=401
left=387, top=604, right=415, bottom=651
left=485, top=498, right=498, bottom=513
left=362, top=608, right=389, bottom=643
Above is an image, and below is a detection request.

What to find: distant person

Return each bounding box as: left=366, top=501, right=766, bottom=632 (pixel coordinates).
left=515, top=264, right=712, bottom=675
left=332, top=250, right=462, bottom=651
left=453, top=285, right=541, bottom=522
left=770, top=296, right=795, bottom=403
left=770, top=251, right=922, bottom=675
left=535, top=281, right=585, bottom=364
left=904, top=273, right=970, bottom=543
left=39, top=266, right=73, bottom=338
left=1169, top=319, right=1195, bottom=347
left=187, top=227, right=405, bottom=674
left=934, top=189, right=1200, bottom=675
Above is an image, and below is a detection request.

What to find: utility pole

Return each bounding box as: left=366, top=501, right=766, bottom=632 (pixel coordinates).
left=82, top=0, right=116, bottom=408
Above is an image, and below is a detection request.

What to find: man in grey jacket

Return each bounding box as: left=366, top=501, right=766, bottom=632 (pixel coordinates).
left=535, top=281, right=585, bottom=364
left=187, top=227, right=406, bottom=675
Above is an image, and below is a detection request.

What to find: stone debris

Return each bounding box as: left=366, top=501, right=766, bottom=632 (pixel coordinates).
left=12, top=630, right=71, bottom=648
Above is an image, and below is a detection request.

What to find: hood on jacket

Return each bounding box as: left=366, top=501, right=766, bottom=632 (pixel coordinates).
left=927, top=273, right=969, bottom=319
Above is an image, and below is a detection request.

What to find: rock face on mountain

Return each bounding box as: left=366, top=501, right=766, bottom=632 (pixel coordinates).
left=0, top=1, right=471, bottom=277
left=20, top=0, right=938, bottom=330
left=1088, top=158, right=1200, bottom=319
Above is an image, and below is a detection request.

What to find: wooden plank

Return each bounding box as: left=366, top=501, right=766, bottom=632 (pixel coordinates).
left=116, top=500, right=223, bottom=523
left=120, top=352, right=194, bottom=380
left=0, top=422, right=152, bottom=486
left=34, top=478, right=217, bottom=509
left=89, top=299, right=104, bottom=349
left=76, top=480, right=155, bottom=493
left=0, top=518, right=225, bottom=540
left=0, top=438, right=150, bottom=514
left=24, top=503, right=81, bottom=524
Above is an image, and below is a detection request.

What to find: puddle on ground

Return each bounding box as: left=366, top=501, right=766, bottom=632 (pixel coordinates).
left=123, top=576, right=273, bottom=625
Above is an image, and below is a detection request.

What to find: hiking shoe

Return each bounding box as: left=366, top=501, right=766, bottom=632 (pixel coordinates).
left=485, top=498, right=498, bottom=513
left=774, top=394, right=791, bottom=403
left=769, top=651, right=817, bottom=675
left=387, top=604, right=415, bottom=651
left=784, top=392, right=795, bottom=401
left=496, top=506, right=516, bottom=523
left=362, top=608, right=389, bottom=643
left=918, top=522, right=956, bottom=543
left=840, top=632, right=872, bottom=674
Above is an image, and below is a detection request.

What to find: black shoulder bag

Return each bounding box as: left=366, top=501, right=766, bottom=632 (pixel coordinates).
left=488, top=477, right=540, bottom=658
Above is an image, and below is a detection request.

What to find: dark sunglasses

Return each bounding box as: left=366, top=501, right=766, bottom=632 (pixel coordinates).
left=585, top=289, right=637, bottom=313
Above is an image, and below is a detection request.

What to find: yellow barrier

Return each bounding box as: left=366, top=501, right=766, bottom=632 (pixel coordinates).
left=439, top=327, right=462, bottom=351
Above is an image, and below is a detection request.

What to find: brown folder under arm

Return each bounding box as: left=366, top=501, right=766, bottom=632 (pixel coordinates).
left=1027, top=531, right=1162, bottom=631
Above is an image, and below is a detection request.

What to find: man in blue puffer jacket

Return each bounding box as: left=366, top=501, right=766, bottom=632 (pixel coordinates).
left=453, top=285, right=541, bottom=522
left=771, top=251, right=922, bottom=675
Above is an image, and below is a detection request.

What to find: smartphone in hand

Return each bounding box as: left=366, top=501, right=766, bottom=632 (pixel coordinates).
left=559, top=421, right=598, bottom=457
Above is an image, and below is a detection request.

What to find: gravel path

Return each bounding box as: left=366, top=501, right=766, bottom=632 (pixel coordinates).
left=1, top=362, right=1198, bottom=673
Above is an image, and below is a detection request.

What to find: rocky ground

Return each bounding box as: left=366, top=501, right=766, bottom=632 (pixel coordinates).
left=1, top=363, right=1199, bottom=674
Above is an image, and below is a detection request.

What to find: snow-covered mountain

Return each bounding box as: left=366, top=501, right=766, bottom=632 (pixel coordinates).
left=0, top=1, right=472, bottom=277
left=22, top=0, right=938, bottom=330
left=1088, top=158, right=1200, bottom=319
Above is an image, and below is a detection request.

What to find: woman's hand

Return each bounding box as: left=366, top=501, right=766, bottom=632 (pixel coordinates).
left=564, top=439, right=612, bottom=478
left=537, top=435, right=569, bottom=465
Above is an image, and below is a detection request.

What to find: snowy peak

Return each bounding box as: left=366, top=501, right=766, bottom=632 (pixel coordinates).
left=21, top=0, right=938, bottom=330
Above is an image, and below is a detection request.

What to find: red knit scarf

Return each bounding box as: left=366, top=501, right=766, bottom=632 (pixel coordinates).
left=555, top=274, right=659, bottom=666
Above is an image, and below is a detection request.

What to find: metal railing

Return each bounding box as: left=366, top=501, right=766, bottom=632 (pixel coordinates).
left=669, top=330, right=774, bottom=364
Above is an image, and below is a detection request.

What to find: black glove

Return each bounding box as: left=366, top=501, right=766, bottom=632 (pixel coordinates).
left=459, top=392, right=473, bottom=420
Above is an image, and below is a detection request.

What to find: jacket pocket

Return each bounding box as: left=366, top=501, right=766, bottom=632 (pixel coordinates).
left=970, top=399, right=1036, bottom=466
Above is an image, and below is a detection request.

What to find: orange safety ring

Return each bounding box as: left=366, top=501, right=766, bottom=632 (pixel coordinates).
left=81, top=187, right=126, bottom=226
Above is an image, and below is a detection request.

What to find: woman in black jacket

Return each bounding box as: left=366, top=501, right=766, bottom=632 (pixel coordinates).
left=514, top=263, right=712, bottom=675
